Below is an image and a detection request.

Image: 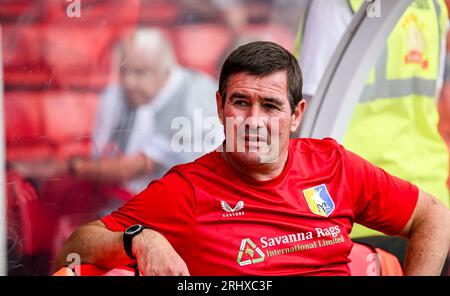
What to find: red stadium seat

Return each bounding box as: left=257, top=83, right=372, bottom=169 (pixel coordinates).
left=375, top=247, right=404, bottom=276
left=2, top=24, right=44, bottom=66
left=173, top=24, right=232, bottom=77
left=139, top=0, right=179, bottom=25
left=55, top=141, right=92, bottom=160
left=2, top=24, right=52, bottom=88
left=4, top=91, right=99, bottom=161
left=4, top=92, right=44, bottom=145
left=6, top=145, right=54, bottom=162
left=42, top=27, right=116, bottom=90
left=44, top=0, right=140, bottom=27
left=41, top=92, right=99, bottom=158
left=52, top=267, right=75, bottom=276
left=349, top=242, right=379, bottom=275
left=2, top=1, right=140, bottom=90
left=349, top=242, right=403, bottom=276
left=241, top=24, right=295, bottom=53
left=0, top=0, right=41, bottom=21
left=2, top=0, right=141, bottom=90
left=53, top=264, right=135, bottom=276
left=7, top=172, right=58, bottom=256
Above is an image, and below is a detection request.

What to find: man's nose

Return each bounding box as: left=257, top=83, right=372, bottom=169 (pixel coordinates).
left=122, top=71, right=137, bottom=88
left=246, top=105, right=266, bottom=129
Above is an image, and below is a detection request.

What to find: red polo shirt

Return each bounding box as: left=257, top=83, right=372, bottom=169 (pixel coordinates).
left=101, top=138, right=418, bottom=275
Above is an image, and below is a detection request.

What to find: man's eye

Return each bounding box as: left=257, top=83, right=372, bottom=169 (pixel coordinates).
left=263, top=104, right=278, bottom=110
left=234, top=100, right=249, bottom=106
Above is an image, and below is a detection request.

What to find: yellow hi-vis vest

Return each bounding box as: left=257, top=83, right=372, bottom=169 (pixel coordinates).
left=345, top=0, right=450, bottom=238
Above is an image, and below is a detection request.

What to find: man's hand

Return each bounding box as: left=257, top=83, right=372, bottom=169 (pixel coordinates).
left=10, top=159, right=68, bottom=180
left=56, top=220, right=189, bottom=275
left=133, top=229, right=190, bottom=275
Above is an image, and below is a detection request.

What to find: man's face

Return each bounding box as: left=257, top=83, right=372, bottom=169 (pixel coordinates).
left=216, top=71, right=305, bottom=166
left=120, top=42, right=169, bottom=107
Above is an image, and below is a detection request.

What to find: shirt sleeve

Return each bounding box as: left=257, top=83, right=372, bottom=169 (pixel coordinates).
left=300, top=0, right=353, bottom=96
left=101, top=170, right=195, bottom=242
left=342, top=147, right=419, bottom=235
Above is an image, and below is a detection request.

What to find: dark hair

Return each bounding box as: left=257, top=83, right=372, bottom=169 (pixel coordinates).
left=218, top=41, right=303, bottom=113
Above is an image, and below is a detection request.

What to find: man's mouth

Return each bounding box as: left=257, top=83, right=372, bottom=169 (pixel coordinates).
left=244, top=135, right=266, bottom=142
left=242, top=134, right=270, bottom=148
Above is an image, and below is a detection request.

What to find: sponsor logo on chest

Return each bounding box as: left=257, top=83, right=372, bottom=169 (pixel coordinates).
left=235, top=225, right=345, bottom=267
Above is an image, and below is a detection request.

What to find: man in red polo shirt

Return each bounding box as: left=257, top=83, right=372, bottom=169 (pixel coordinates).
left=56, top=41, right=450, bottom=275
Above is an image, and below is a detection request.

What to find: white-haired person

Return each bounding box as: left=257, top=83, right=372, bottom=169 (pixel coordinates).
left=12, top=27, right=223, bottom=213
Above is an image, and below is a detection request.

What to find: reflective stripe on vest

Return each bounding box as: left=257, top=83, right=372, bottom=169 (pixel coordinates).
left=359, top=48, right=439, bottom=102
left=348, top=0, right=446, bottom=103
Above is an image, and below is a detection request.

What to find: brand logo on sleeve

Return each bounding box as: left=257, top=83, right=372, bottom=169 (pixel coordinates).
left=236, top=238, right=265, bottom=266
left=221, top=200, right=245, bottom=217
left=302, top=184, right=335, bottom=217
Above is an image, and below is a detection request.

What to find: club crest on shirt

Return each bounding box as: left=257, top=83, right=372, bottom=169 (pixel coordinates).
left=302, top=184, right=335, bottom=217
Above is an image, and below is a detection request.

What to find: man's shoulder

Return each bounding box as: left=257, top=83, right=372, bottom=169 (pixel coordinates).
left=179, top=67, right=217, bottom=95
left=101, top=84, right=124, bottom=98
left=289, top=138, right=350, bottom=178
left=170, top=67, right=217, bottom=111
left=289, top=137, right=346, bottom=168
left=99, top=84, right=126, bottom=107
left=167, top=150, right=219, bottom=176
left=290, top=137, right=343, bottom=154
left=149, top=152, right=217, bottom=194
left=180, top=67, right=216, bottom=85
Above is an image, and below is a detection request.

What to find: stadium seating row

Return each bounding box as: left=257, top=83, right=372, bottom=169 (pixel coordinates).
left=3, top=23, right=294, bottom=89
left=4, top=91, right=99, bottom=160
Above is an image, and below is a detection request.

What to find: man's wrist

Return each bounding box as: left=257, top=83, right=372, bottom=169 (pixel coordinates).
left=131, top=228, right=159, bottom=259
left=123, top=225, right=148, bottom=259
left=67, top=157, right=82, bottom=176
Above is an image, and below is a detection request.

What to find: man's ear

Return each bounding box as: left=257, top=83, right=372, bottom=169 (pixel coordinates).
left=290, top=98, right=307, bottom=133
left=216, top=91, right=225, bottom=125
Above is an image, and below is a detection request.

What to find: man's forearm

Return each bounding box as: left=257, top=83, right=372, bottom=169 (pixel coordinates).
left=56, top=220, right=190, bottom=275
left=55, top=220, right=133, bottom=270
left=71, top=153, right=152, bottom=183
left=403, top=197, right=450, bottom=275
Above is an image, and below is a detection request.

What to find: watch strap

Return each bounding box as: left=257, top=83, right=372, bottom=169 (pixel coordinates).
left=123, top=225, right=146, bottom=259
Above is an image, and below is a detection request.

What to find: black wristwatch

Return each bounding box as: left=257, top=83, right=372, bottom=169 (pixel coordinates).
left=123, top=224, right=146, bottom=259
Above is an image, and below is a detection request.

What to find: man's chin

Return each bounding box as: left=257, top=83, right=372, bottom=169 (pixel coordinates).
left=126, top=95, right=151, bottom=107
left=232, top=151, right=275, bottom=165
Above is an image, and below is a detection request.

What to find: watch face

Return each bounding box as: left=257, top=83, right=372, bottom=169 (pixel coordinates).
left=125, top=224, right=143, bottom=235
